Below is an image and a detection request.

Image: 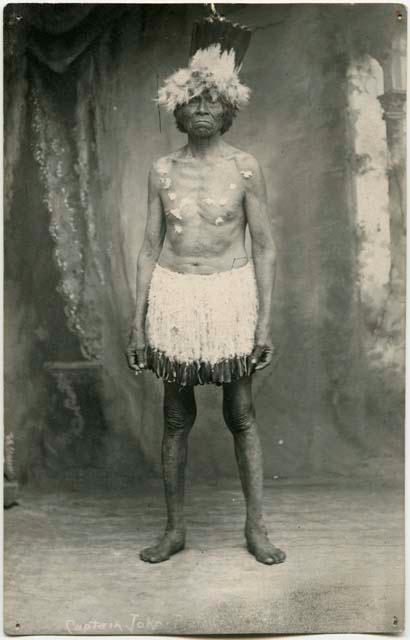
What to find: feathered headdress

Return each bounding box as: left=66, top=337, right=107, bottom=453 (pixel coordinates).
left=157, top=15, right=252, bottom=113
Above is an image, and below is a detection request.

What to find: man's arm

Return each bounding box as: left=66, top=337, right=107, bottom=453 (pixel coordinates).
left=126, top=163, right=166, bottom=372
left=241, top=154, right=277, bottom=371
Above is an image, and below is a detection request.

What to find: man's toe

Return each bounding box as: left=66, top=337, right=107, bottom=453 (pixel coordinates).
left=146, top=555, right=158, bottom=563
left=140, top=547, right=155, bottom=562
left=255, top=552, right=275, bottom=564
left=275, top=549, right=286, bottom=563
left=146, top=549, right=170, bottom=563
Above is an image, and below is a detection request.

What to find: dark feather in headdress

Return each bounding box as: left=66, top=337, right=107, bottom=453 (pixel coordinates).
left=189, top=15, right=252, bottom=68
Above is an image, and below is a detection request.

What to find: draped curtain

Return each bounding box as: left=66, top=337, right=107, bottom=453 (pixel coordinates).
left=5, top=4, right=161, bottom=480
left=9, top=4, right=133, bottom=360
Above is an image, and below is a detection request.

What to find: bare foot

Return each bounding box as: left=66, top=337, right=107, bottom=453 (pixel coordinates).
left=140, top=529, right=186, bottom=563
left=245, top=522, right=286, bottom=565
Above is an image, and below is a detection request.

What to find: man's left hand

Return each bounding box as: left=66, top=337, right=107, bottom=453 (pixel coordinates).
left=250, top=341, right=274, bottom=372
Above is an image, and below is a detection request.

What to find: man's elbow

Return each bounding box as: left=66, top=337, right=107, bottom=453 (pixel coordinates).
left=266, top=240, right=277, bottom=261
left=137, top=242, right=160, bottom=267
left=266, top=247, right=277, bottom=269
left=254, top=240, right=277, bottom=263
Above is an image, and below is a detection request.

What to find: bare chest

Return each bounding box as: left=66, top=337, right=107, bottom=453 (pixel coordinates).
left=159, top=159, right=244, bottom=227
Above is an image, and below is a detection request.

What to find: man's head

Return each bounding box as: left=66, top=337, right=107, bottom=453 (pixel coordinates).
left=173, top=90, right=237, bottom=137
left=157, top=45, right=250, bottom=124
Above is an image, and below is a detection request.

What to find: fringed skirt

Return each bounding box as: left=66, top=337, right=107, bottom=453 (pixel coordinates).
left=145, top=261, right=259, bottom=387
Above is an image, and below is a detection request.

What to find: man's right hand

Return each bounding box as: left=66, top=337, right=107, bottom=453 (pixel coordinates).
left=126, top=327, right=147, bottom=375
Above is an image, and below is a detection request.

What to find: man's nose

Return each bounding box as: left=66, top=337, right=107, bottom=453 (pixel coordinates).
left=196, top=97, right=209, bottom=113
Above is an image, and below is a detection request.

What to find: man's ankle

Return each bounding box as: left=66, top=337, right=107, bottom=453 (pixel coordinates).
left=165, top=523, right=186, bottom=536
left=245, top=516, right=266, bottom=532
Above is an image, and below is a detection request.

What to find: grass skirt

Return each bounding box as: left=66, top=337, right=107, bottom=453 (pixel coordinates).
left=145, top=262, right=259, bottom=386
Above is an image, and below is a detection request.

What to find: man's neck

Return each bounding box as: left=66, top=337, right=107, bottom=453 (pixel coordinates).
left=186, top=133, right=225, bottom=160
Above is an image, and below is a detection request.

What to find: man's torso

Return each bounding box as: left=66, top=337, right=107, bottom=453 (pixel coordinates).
left=155, top=144, right=252, bottom=274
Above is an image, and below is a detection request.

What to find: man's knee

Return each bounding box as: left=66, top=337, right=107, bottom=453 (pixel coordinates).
left=164, top=404, right=196, bottom=434
left=223, top=403, right=256, bottom=434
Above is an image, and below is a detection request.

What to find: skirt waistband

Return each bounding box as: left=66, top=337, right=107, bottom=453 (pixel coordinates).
left=154, top=260, right=253, bottom=280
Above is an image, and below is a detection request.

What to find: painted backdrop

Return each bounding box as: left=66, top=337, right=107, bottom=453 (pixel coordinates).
left=4, top=4, right=406, bottom=485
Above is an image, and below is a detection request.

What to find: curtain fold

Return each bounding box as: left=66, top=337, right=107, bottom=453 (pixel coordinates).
left=30, top=62, right=103, bottom=360
left=4, top=7, right=28, bottom=222
left=24, top=5, right=128, bottom=73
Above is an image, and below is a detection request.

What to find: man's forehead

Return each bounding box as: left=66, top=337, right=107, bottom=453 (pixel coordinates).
left=188, top=88, right=221, bottom=102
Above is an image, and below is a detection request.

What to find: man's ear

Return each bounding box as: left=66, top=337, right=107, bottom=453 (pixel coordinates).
left=174, top=107, right=187, bottom=134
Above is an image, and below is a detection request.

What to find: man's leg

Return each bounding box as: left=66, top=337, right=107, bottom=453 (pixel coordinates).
left=222, top=376, right=286, bottom=565
left=140, top=381, right=197, bottom=563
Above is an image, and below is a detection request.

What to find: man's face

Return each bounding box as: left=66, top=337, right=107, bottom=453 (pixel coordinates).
left=176, top=90, right=225, bottom=138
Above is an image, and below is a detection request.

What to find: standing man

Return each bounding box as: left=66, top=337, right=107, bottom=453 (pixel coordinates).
left=126, top=15, right=285, bottom=566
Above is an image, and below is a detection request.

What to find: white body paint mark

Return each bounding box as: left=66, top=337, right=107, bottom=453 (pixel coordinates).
left=156, top=162, right=168, bottom=176
left=170, top=208, right=182, bottom=219
left=229, top=183, right=237, bottom=190
left=215, top=216, right=224, bottom=225
left=241, top=170, right=253, bottom=178
left=169, top=192, right=176, bottom=201
left=174, top=224, right=182, bottom=234
left=161, top=177, right=171, bottom=189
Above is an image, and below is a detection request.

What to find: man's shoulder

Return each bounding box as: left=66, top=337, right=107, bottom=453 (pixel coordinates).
left=151, top=147, right=186, bottom=173
left=229, top=147, right=261, bottom=172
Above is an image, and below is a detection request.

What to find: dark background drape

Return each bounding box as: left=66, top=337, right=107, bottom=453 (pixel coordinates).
left=4, top=4, right=406, bottom=487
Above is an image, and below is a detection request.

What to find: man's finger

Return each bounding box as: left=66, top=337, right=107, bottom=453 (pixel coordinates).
left=136, top=348, right=147, bottom=369
left=254, top=348, right=273, bottom=371
left=250, top=345, right=264, bottom=373
left=127, top=361, right=141, bottom=373
left=125, top=350, right=141, bottom=372
left=255, top=359, right=271, bottom=371
left=251, top=345, right=264, bottom=363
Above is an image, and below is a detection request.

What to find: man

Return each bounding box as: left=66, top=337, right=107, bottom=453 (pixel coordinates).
left=126, top=17, right=286, bottom=566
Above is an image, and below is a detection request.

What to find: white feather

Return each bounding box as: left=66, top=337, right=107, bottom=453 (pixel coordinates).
left=157, top=44, right=250, bottom=112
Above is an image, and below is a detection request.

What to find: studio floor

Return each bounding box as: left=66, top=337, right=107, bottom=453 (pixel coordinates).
left=4, top=477, right=404, bottom=636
